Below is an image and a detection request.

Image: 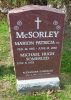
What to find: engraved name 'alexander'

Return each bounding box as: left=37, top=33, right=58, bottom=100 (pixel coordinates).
left=16, top=31, right=59, bottom=38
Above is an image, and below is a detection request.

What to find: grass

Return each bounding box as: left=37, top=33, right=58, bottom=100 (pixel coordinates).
left=0, top=18, right=71, bottom=100
left=61, top=38, right=71, bottom=72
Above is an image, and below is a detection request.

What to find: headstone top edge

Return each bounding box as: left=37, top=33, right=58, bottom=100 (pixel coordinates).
left=8, top=5, right=65, bottom=15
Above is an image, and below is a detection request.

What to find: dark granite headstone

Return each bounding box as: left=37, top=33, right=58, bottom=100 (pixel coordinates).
left=8, top=5, right=65, bottom=92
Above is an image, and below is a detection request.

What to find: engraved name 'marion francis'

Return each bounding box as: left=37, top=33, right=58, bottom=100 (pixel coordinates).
left=16, top=31, right=59, bottom=38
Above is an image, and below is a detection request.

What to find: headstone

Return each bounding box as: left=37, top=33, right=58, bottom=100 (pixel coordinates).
left=8, top=5, right=65, bottom=93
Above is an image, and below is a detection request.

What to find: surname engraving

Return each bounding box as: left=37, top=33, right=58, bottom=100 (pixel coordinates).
left=16, top=31, right=59, bottom=38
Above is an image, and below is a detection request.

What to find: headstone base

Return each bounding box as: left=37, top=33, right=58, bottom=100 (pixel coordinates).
left=17, top=77, right=60, bottom=93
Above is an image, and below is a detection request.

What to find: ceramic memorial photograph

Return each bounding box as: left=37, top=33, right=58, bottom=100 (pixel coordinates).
left=8, top=5, right=65, bottom=92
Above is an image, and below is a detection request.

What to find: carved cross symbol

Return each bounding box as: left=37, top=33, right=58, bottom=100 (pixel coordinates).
left=35, top=17, right=42, bottom=30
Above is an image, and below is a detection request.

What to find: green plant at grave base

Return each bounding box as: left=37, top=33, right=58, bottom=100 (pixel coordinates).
left=0, top=19, right=71, bottom=100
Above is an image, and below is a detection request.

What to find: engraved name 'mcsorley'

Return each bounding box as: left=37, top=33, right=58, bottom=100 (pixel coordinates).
left=16, top=31, right=59, bottom=38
